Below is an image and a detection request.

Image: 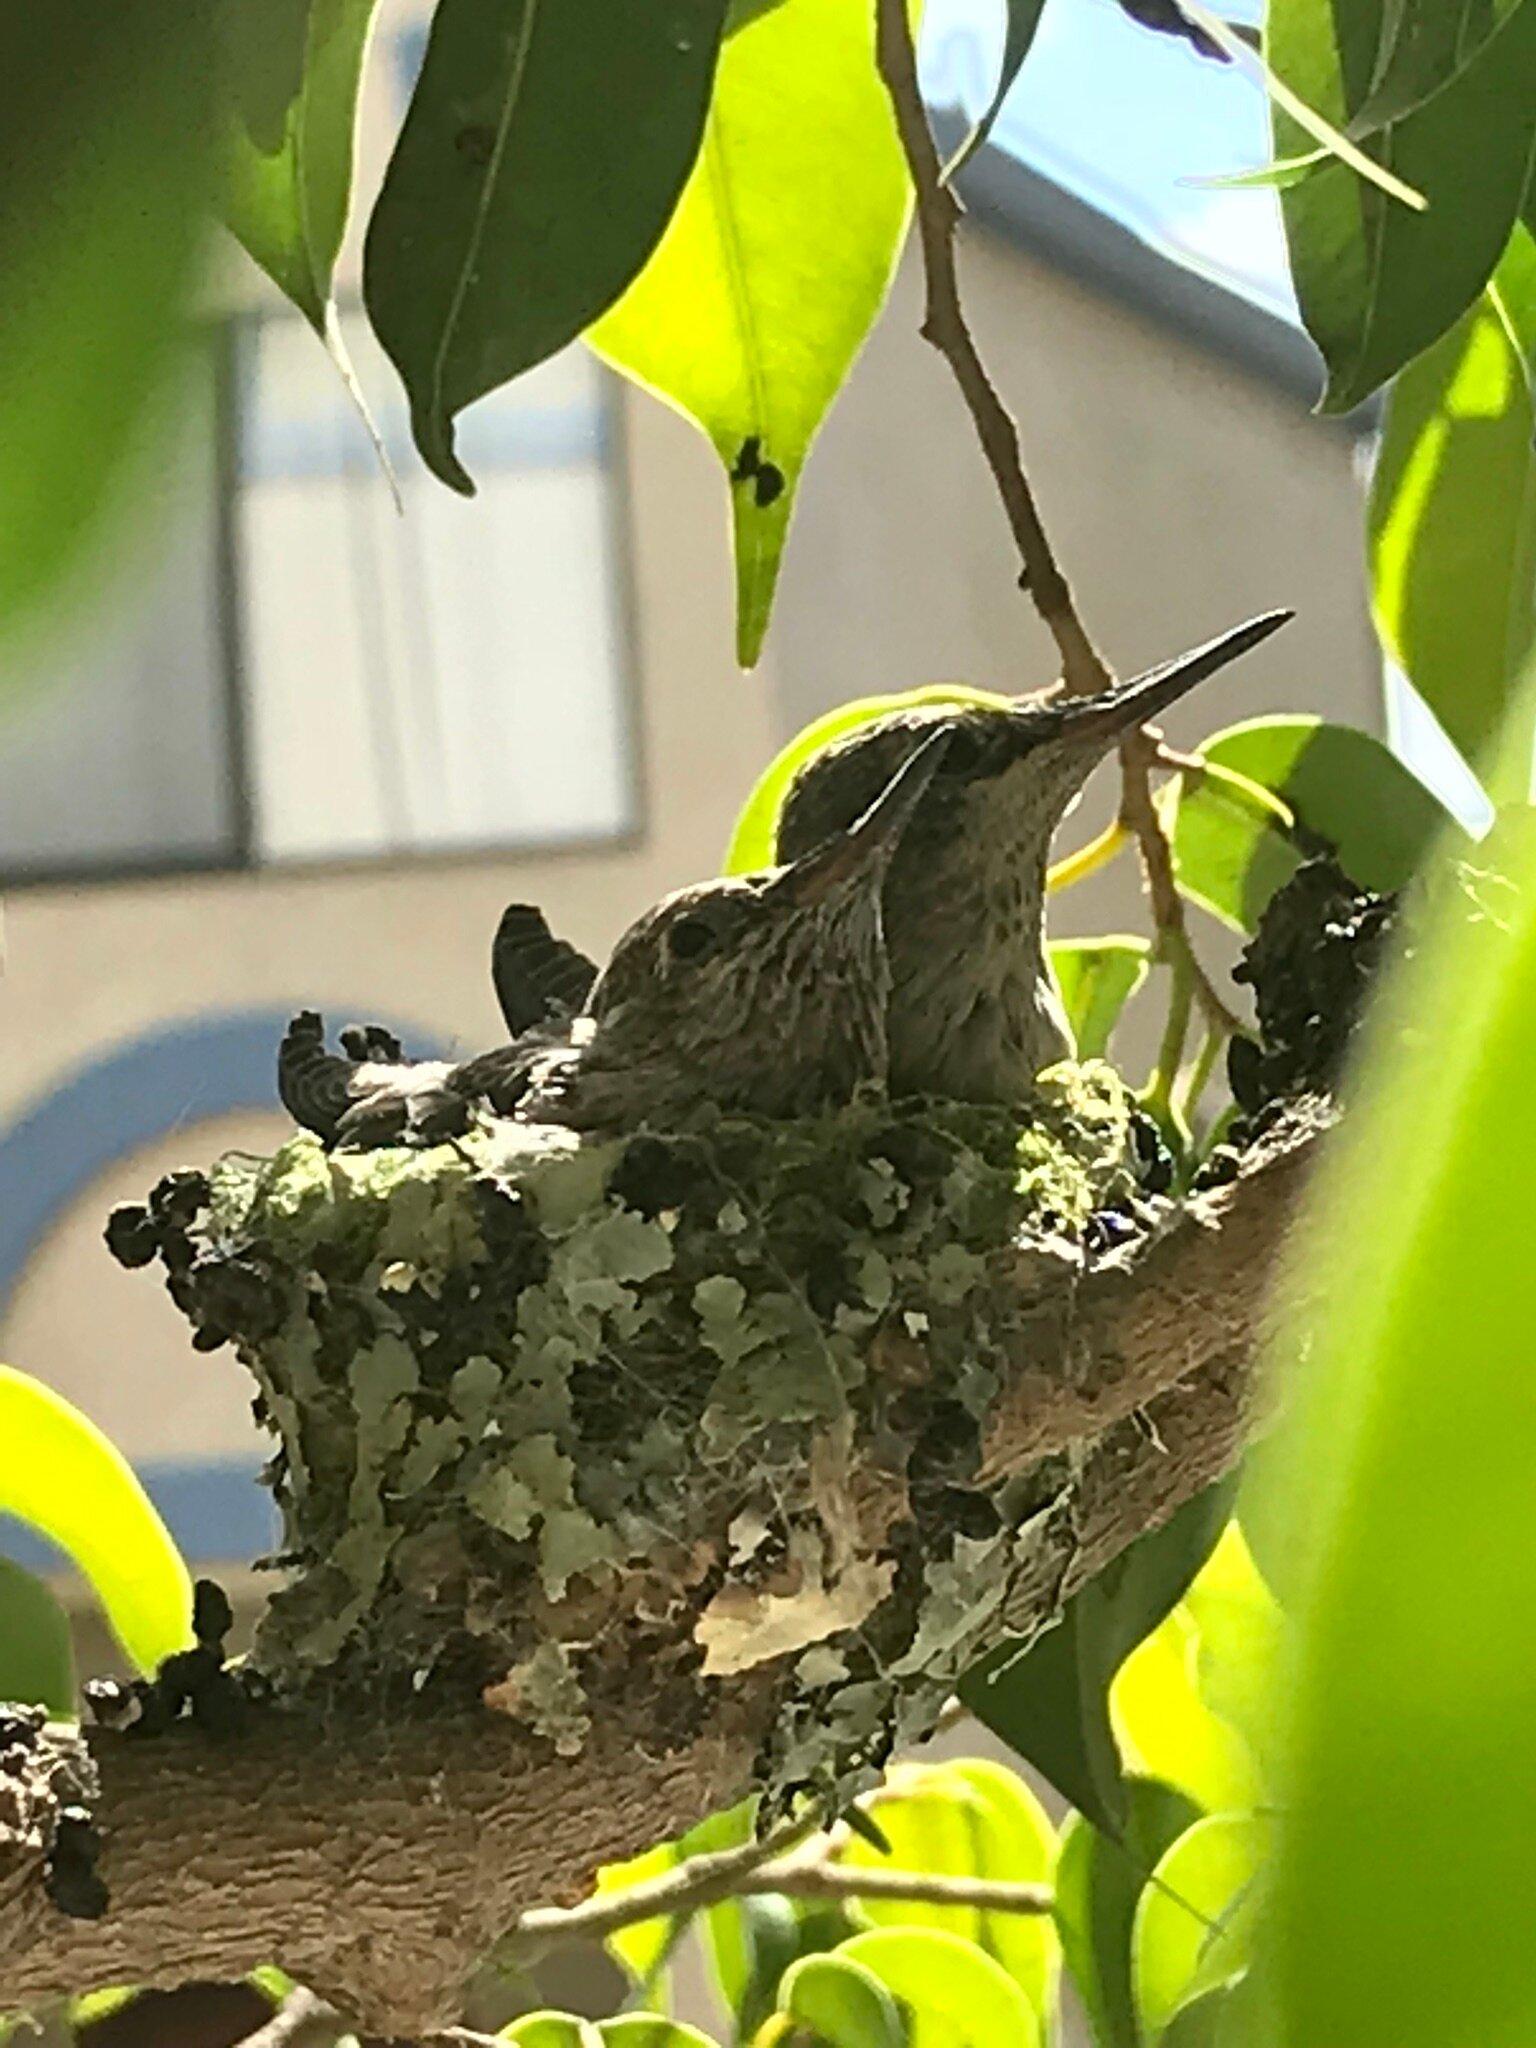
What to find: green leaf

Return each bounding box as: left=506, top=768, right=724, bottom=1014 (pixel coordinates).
left=0, top=1559, right=76, bottom=1717
left=1186, top=148, right=1329, bottom=192
left=224, top=0, right=377, bottom=332
left=1110, top=1610, right=1261, bottom=1820
left=1253, top=797, right=1536, bottom=2044
left=944, top=0, right=1050, bottom=175
left=1158, top=1987, right=1240, bottom=2048
left=959, top=1485, right=1235, bottom=1839
left=599, top=2020, right=721, bottom=2048
left=1048, top=940, right=1152, bottom=1061
left=1172, top=717, right=1448, bottom=933
left=843, top=1759, right=1058, bottom=2016
left=1131, top=1815, right=1270, bottom=2044
left=724, top=683, right=1010, bottom=874
left=776, top=1953, right=905, bottom=2048
left=366, top=0, right=730, bottom=492
left=705, top=1893, right=807, bottom=2036
left=1350, top=0, right=1528, bottom=132
left=1178, top=1525, right=1284, bottom=1782
left=589, top=0, right=915, bottom=667
left=595, top=1799, right=757, bottom=2003
left=0, top=1365, right=193, bottom=1678
left=1271, top=0, right=1536, bottom=410
left=498, top=2016, right=603, bottom=2048
left=1054, top=1779, right=1203, bottom=2048
left=836, top=1927, right=1040, bottom=2048
left=0, top=0, right=216, bottom=648
left=1370, top=281, right=1536, bottom=788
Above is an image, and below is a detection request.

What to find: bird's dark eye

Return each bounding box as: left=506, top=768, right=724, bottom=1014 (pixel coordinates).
left=668, top=915, right=718, bottom=964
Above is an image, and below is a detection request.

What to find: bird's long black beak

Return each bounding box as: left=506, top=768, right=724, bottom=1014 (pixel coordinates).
left=1021, top=609, right=1293, bottom=749
left=780, top=724, right=954, bottom=905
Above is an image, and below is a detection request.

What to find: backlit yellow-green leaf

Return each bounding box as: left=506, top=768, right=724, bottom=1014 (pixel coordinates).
left=589, top=0, right=915, bottom=666
left=1111, top=1610, right=1261, bottom=1819
left=1132, top=1814, right=1270, bottom=2042
left=836, top=1926, right=1041, bottom=2048
left=843, top=1758, right=1058, bottom=2016
left=1369, top=281, right=1536, bottom=793
left=0, top=1365, right=192, bottom=1677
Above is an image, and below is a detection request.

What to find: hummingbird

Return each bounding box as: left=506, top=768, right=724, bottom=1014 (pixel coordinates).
left=276, top=1011, right=460, bottom=1148
left=275, top=908, right=597, bottom=1148
left=774, top=610, right=1292, bottom=1106
left=518, top=724, right=955, bottom=1130
left=276, top=733, right=951, bottom=1145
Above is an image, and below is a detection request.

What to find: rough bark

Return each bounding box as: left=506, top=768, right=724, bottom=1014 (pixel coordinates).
left=0, top=1103, right=1325, bottom=2033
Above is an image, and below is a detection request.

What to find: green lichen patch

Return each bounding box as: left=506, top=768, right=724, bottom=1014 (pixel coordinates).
left=130, top=1066, right=1143, bottom=1802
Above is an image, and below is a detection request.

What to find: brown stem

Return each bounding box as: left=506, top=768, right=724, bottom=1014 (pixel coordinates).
left=872, top=0, right=1111, bottom=696
left=1118, top=726, right=1246, bottom=1038
left=514, top=1853, right=1049, bottom=1954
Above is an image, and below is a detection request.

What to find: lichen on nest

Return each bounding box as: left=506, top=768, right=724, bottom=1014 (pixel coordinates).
left=113, top=1064, right=1146, bottom=1803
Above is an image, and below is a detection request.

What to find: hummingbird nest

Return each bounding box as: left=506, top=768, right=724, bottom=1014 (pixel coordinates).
left=115, top=1067, right=1148, bottom=1808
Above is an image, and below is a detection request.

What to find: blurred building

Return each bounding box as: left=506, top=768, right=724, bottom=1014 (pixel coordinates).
left=0, top=1, right=1385, bottom=1583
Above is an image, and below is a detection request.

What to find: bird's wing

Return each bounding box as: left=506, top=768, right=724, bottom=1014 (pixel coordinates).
left=449, top=1033, right=564, bottom=1116
left=492, top=904, right=599, bottom=1035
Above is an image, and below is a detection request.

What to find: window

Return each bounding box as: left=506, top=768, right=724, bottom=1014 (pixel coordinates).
left=0, top=312, right=639, bottom=885
left=235, top=309, right=638, bottom=864
left=0, top=350, right=241, bottom=881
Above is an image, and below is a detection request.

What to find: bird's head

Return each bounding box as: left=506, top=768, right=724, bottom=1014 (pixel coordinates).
left=575, top=727, right=953, bottom=1116
left=776, top=610, right=1293, bottom=862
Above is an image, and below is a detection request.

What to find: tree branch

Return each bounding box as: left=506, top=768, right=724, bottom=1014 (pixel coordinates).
left=872, top=0, right=1111, bottom=695
left=0, top=1103, right=1324, bottom=2033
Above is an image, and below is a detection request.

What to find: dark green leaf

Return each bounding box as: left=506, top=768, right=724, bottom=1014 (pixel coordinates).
left=944, top=0, right=1050, bottom=175
left=776, top=1953, right=906, bottom=2048
left=1159, top=1988, right=1238, bottom=2048
left=1049, top=940, right=1152, bottom=1060
left=1172, top=717, right=1448, bottom=933
left=1370, top=276, right=1536, bottom=784
left=726, top=0, right=789, bottom=28
left=366, top=0, right=730, bottom=491
left=1055, top=1780, right=1202, bottom=2048
left=589, top=0, right=914, bottom=666
left=0, top=1559, right=76, bottom=1717
left=1351, top=0, right=1527, bottom=132
left=0, top=0, right=216, bottom=647
left=959, top=1486, right=1235, bottom=1838
left=1271, top=0, right=1536, bottom=410
left=225, top=0, right=379, bottom=332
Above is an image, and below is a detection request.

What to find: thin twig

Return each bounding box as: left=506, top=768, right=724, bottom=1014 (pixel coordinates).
left=235, top=1988, right=345, bottom=2048
left=747, top=1861, right=1052, bottom=1913
left=872, top=0, right=1111, bottom=696
left=1119, top=728, right=1246, bottom=1036
left=504, top=1814, right=820, bottom=1957
left=512, top=1849, right=1052, bottom=1954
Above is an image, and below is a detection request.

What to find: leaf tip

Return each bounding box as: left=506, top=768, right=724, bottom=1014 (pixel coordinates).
left=413, top=407, right=476, bottom=497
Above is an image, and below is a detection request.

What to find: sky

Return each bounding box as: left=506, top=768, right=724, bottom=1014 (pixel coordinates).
left=920, top=0, right=1297, bottom=320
